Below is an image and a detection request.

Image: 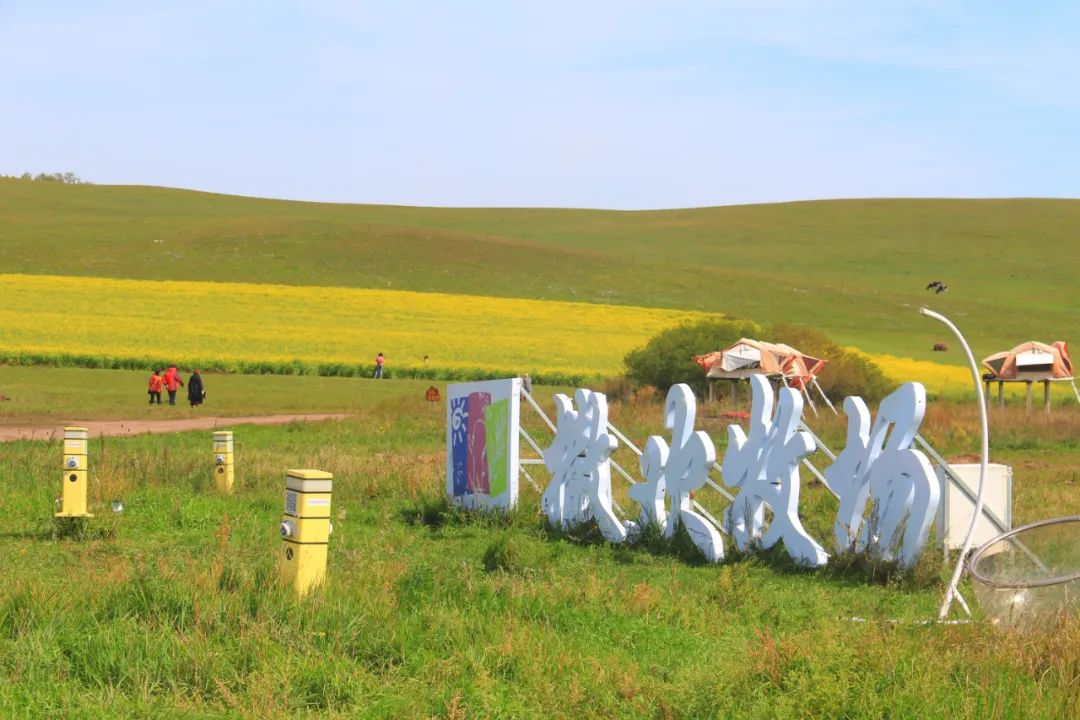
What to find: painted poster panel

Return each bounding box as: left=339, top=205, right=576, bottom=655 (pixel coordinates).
left=450, top=396, right=469, bottom=496
left=446, top=378, right=521, bottom=510
left=466, top=392, right=492, bottom=494
left=485, top=399, right=510, bottom=497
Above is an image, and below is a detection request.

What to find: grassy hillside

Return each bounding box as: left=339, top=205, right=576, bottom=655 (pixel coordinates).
left=2, top=179, right=1078, bottom=364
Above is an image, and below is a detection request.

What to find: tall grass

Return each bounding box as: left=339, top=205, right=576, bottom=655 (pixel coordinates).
left=2, top=396, right=1080, bottom=716
left=0, top=350, right=595, bottom=386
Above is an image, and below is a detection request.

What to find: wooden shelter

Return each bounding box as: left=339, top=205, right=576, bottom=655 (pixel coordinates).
left=981, top=340, right=1080, bottom=411
left=693, top=338, right=833, bottom=413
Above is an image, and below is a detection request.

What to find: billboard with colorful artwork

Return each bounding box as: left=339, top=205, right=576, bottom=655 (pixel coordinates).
left=446, top=378, right=521, bottom=510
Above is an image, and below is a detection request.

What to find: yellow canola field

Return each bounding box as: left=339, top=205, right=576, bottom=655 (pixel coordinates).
left=857, top=352, right=971, bottom=396
left=0, top=274, right=714, bottom=378
left=857, top=351, right=1076, bottom=403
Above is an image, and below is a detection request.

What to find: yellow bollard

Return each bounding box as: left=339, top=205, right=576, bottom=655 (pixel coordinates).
left=279, top=469, right=333, bottom=596
left=56, top=426, right=93, bottom=517
left=212, top=431, right=235, bottom=493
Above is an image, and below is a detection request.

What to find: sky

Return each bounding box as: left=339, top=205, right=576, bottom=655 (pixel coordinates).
left=2, top=1, right=1079, bottom=209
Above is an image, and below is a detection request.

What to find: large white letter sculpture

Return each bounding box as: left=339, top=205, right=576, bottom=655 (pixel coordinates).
left=541, top=389, right=626, bottom=543
left=628, top=384, right=724, bottom=562
left=721, top=375, right=829, bottom=567
left=630, top=436, right=668, bottom=529
left=822, top=382, right=939, bottom=568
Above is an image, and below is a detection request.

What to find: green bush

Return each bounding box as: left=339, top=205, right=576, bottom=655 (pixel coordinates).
left=768, top=322, right=892, bottom=404
left=623, top=318, right=891, bottom=404
left=623, top=317, right=760, bottom=393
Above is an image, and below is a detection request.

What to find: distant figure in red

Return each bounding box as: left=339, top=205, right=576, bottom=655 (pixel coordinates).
left=374, top=352, right=385, bottom=379
left=163, top=365, right=184, bottom=405
left=147, top=369, right=164, bottom=405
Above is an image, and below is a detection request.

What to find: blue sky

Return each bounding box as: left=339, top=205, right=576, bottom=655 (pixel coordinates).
left=2, top=1, right=1078, bottom=208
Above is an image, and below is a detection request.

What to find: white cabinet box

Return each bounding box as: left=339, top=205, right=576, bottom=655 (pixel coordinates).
left=936, top=463, right=1012, bottom=551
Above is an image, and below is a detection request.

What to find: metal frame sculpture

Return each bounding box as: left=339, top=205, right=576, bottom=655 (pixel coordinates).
left=480, top=322, right=975, bottom=609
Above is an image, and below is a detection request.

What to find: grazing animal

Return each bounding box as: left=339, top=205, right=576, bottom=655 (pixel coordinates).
left=926, top=280, right=942, bottom=290
left=935, top=284, right=947, bottom=294
left=932, top=343, right=949, bottom=352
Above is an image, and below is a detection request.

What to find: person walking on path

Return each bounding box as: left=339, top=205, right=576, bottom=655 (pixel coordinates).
left=147, top=369, right=164, bottom=405
left=187, top=369, right=206, bottom=408
left=374, top=352, right=385, bottom=379
left=163, top=365, right=184, bottom=405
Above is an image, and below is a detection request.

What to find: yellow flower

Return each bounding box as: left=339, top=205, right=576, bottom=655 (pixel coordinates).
left=0, top=273, right=713, bottom=378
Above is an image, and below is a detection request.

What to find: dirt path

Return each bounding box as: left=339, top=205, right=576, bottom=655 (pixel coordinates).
left=0, top=413, right=350, bottom=442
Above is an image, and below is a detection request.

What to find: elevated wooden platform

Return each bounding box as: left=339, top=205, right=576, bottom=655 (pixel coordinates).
left=981, top=374, right=1075, bottom=412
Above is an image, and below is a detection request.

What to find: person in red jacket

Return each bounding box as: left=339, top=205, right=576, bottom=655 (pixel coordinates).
left=147, top=369, right=164, bottom=405
left=162, top=365, right=184, bottom=406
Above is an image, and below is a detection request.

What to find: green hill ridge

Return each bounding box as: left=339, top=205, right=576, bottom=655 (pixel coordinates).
left=2, top=178, right=1077, bottom=363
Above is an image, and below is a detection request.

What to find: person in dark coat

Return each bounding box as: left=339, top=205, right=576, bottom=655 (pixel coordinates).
left=188, top=369, right=206, bottom=407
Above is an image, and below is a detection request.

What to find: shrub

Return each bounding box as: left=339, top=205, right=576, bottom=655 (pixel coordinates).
left=623, top=317, right=760, bottom=393
left=599, top=375, right=633, bottom=403
left=623, top=318, right=891, bottom=404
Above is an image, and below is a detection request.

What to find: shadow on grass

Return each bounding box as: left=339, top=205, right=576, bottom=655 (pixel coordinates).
left=401, top=493, right=948, bottom=589
left=399, top=493, right=538, bottom=532
left=0, top=529, right=57, bottom=541
left=626, top=521, right=712, bottom=566
left=720, top=535, right=947, bottom=592
left=537, top=516, right=712, bottom=566
left=821, top=543, right=947, bottom=592
left=52, top=516, right=116, bottom=541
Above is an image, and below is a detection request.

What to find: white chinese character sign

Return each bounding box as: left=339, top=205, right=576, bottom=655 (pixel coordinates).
left=448, top=375, right=947, bottom=570
left=446, top=378, right=521, bottom=510
left=721, top=375, right=829, bottom=567
left=541, top=391, right=588, bottom=525
left=822, top=382, right=940, bottom=568
left=626, top=384, right=724, bottom=562
left=541, top=389, right=626, bottom=542
left=629, top=436, right=668, bottom=529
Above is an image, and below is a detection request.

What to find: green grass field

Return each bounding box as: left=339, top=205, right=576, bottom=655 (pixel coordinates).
left=0, top=366, right=435, bottom=423
left=4, top=179, right=1080, bottom=716
left=4, top=390, right=1080, bottom=717
left=2, top=179, right=1078, bottom=364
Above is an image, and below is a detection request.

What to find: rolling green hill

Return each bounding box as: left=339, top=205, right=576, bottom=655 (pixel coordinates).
left=2, top=178, right=1077, bottom=363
